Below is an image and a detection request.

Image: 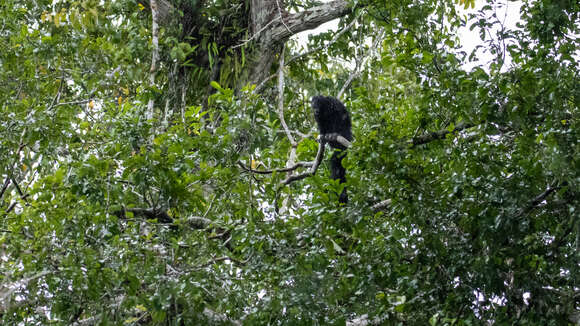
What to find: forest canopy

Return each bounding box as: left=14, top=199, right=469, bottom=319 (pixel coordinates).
left=0, top=0, right=578, bottom=324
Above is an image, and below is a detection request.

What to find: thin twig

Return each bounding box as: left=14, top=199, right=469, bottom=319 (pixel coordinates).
left=238, top=161, right=314, bottom=174
left=280, top=140, right=326, bottom=186
left=277, top=49, right=295, bottom=146
left=197, top=256, right=250, bottom=269
left=147, top=0, right=160, bottom=121
left=53, top=99, right=92, bottom=107
left=371, top=199, right=392, bottom=211
left=0, top=270, right=54, bottom=305
left=516, top=183, right=560, bottom=218
left=232, top=19, right=278, bottom=49
left=276, top=0, right=292, bottom=35
left=411, top=122, right=475, bottom=146
left=338, top=27, right=384, bottom=99
left=0, top=176, right=10, bottom=201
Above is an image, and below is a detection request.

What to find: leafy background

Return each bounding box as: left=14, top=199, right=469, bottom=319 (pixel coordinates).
left=0, top=0, right=578, bottom=324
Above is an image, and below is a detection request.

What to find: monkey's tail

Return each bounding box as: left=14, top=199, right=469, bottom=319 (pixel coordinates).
left=330, top=149, right=348, bottom=204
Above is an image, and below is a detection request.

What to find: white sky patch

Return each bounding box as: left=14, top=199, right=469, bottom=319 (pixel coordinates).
left=457, top=0, right=523, bottom=71
left=291, top=1, right=525, bottom=72
left=293, top=19, right=339, bottom=50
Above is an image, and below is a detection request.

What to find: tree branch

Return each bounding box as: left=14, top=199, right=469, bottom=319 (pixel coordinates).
left=371, top=199, right=392, bottom=211
left=280, top=139, right=326, bottom=186
left=1, top=270, right=54, bottom=313
left=238, top=161, right=314, bottom=174
left=319, top=133, right=352, bottom=148
left=143, top=0, right=175, bottom=25
left=338, top=28, right=384, bottom=99
left=0, top=176, right=10, bottom=201
left=271, top=0, right=352, bottom=42
left=411, top=122, right=475, bottom=146
left=113, top=207, right=173, bottom=223
left=516, top=183, right=560, bottom=218
left=71, top=295, right=241, bottom=326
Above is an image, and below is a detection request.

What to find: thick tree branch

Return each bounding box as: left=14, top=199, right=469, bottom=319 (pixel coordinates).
left=114, top=207, right=174, bottom=223
left=319, top=133, right=352, bottom=148
left=269, top=0, right=352, bottom=42
left=4, top=176, right=30, bottom=214
left=238, top=161, right=314, bottom=174
left=411, top=122, right=475, bottom=146
left=371, top=199, right=392, bottom=211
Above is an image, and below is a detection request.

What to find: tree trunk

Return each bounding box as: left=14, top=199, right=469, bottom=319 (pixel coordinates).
left=149, top=0, right=352, bottom=100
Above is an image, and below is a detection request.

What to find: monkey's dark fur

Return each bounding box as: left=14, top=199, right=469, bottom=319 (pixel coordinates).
left=311, top=95, right=352, bottom=203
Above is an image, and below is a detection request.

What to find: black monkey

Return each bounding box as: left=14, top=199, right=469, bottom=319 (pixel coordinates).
left=311, top=95, right=353, bottom=204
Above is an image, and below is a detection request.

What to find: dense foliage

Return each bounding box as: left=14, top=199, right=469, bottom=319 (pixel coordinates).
left=0, top=0, right=578, bottom=324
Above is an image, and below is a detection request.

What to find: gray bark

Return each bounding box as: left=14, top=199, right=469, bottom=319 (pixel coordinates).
left=247, top=0, right=352, bottom=85
left=270, top=0, right=352, bottom=42
left=150, top=0, right=353, bottom=89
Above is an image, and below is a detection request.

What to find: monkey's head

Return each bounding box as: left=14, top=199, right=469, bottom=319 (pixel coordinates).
left=311, top=95, right=331, bottom=122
